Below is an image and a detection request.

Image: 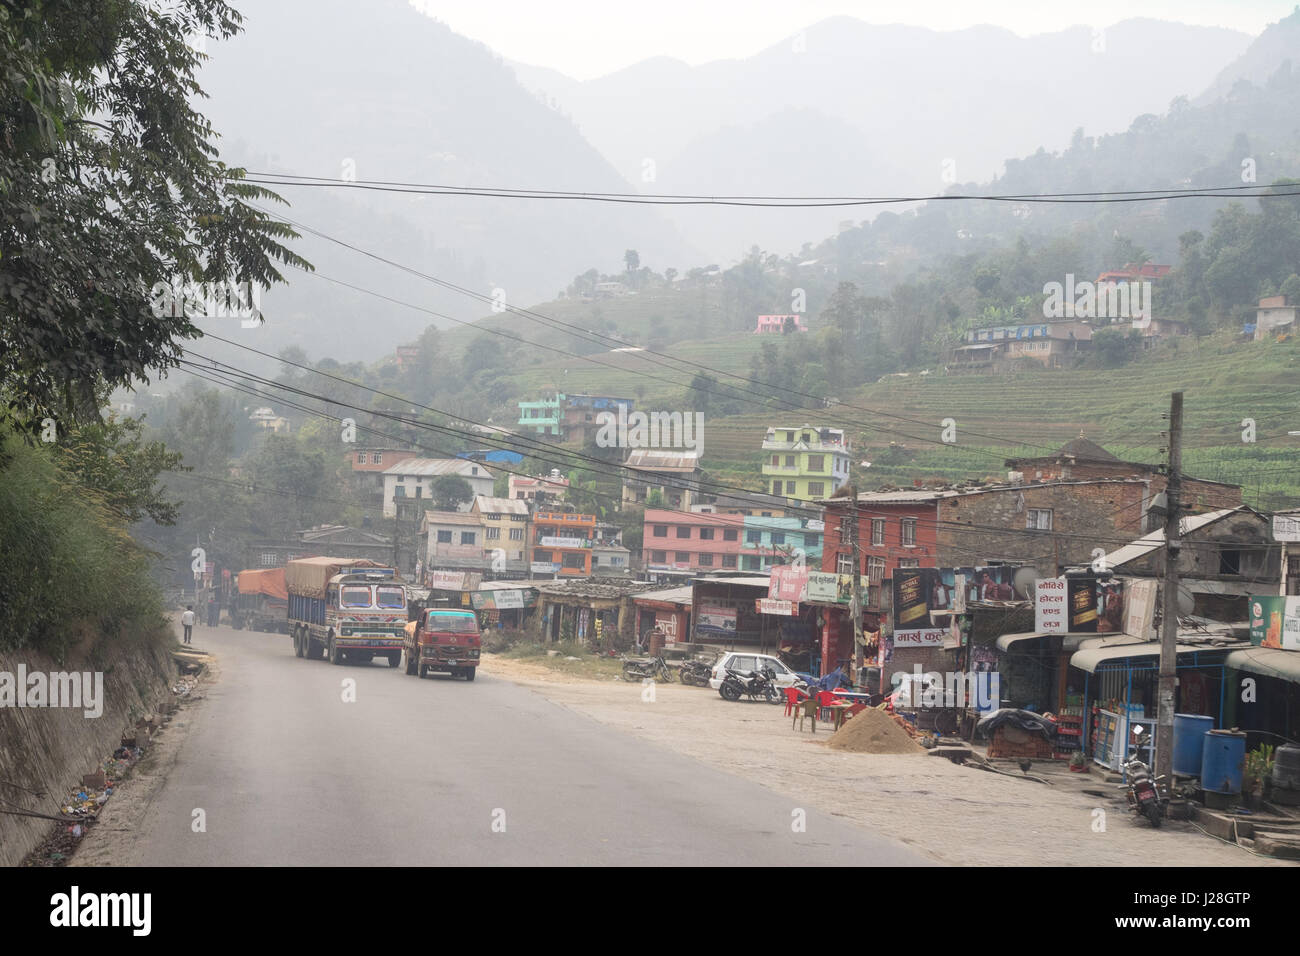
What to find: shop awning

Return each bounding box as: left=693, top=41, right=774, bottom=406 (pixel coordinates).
left=995, top=631, right=1043, bottom=651
left=1071, top=639, right=1246, bottom=673
left=1224, top=647, right=1300, bottom=683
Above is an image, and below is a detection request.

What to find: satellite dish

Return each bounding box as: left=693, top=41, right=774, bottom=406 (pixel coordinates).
left=1013, top=567, right=1040, bottom=597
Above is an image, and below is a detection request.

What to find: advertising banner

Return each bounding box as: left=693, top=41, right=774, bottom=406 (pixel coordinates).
left=755, top=598, right=797, bottom=616
left=768, top=566, right=809, bottom=602
left=427, top=570, right=467, bottom=590
left=1035, top=578, right=1068, bottom=633
left=1123, top=579, right=1157, bottom=639
left=1273, top=515, right=1300, bottom=542
left=892, top=628, right=946, bottom=648
left=1250, top=595, right=1300, bottom=650
left=697, top=604, right=738, bottom=635
left=892, top=566, right=1029, bottom=632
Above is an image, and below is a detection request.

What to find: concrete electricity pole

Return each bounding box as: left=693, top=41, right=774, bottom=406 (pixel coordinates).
left=846, top=485, right=865, bottom=684
left=1155, top=391, right=1183, bottom=788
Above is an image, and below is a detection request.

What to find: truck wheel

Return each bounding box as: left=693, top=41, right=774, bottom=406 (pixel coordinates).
left=387, top=652, right=401, bottom=668
left=417, top=662, right=426, bottom=679
left=329, top=637, right=341, bottom=665
left=293, top=629, right=304, bottom=658
left=405, top=650, right=417, bottom=676
left=465, top=667, right=476, bottom=682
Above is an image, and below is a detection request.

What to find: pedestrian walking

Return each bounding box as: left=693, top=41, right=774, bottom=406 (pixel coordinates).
left=181, top=605, right=195, bottom=644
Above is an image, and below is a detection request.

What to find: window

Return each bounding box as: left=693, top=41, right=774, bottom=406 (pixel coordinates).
left=563, top=553, right=585, bottom=570
left=371, top=452, right=382, bottom=464
left=746, top=530, right=761, bottom=544
left=356, top=452, right=365, bottom=464
left=675, top=552, right=690, bottom=563
left=805, top=533, right=819, bottom=548
left=742, top=556, right=760, bottom=570
left=1219, top=549, right=1241, bottom=575
left=376, top=586, right=406, bottom=609
left=534, top=550, right=552, bottom=563
left=771, top=532, right=785, bottom=545
left=651, top=551, right=666, bottom=563
left=772, top=480, right=783, bottom=495
left=901, top=518, right=917, bottom=546
left=808, top=455, right=824, bottom=472
left=871, top=519, right=886, bottom=546
left=729, top=655, right=758, bottom=674
left=260, top=552, right=278, bottom=567
left=771, top=455, right=779, bottom=466
left=460, top=531, right=476, bottom=545
left=436, top=530, right=452, bottom=543
left=898, top=558, right=920, bottom=569
left=698, top=553, right=714, bottom=566
left=509, top=527, right=523, bottom=541
left=723, top=529, right=739, bottom=541
left=836, top=553, right=854, bottom=574
left=1026, top=509, right=1053, bottom=531
left=485, top=527, right=500, bottom=540
left=722, top=555, right=738, bottom=568
left=840, top=516, right=853, bottom=537
left=699, top=527, right=714, bottom=540
left=653, top=525, right=667, bottom=537
left=808, top=482, right=824, bottom=497
left=394, top=485, right=406, bottom=498
left=341, top=585, right=372, bottom=608
left=676, top=526, right=691, bottom=538
left=867, top=557, right=886, bottom=584
left=784, top=455, right=795, bottom=467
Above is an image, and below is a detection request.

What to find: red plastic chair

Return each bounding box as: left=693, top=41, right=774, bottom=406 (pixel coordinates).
left=783, top=685, right=806, bottom=716
left=817, top=689, right=846, bottom=721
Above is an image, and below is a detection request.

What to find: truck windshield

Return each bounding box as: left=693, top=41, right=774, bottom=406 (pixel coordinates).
left=340, top=585, right=373, bottom=608
left=425, top=614, right=478, bottom=634
left=376, top=586, right=406, bottom=609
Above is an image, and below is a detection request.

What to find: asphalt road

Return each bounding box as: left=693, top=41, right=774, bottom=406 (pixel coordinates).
left=132, top=624, right=929, bottom=865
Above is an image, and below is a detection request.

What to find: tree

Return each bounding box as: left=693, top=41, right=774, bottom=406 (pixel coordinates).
left=53, top=414, right=184, bottom=525
left=430, top=475, right=474, bottom=511
left=624, top=249, right=640, bottom=273
left=0, top=1, right=310, bottom=434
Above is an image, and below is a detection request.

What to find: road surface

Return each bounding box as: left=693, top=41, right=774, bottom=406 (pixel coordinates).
left=121, top=624, right=930, bottom=866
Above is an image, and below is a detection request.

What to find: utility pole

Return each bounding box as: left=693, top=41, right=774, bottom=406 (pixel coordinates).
left=846, top=485, right=865, bottom=685
left=1155, top=391, right=1183, bottom=789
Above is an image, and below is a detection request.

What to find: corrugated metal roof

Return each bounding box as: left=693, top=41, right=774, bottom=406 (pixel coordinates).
left=472, top=495, right=530, bottom=515
left=1225, top=647, right=1300, bottom=682
left=632, top=586, right=694, bottom=605
left=624, top=449, right=701, bottom=470
left=421, top=510, right=481, bottom=526
left=1101, top=508, right=1241, bottom=568
left=383, top=458, right=494, bottom=478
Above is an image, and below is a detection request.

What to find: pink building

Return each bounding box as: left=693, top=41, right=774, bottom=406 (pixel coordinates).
left=754, top=314, right=807, bottom=334
left=643, top=509, right=744, bottom=571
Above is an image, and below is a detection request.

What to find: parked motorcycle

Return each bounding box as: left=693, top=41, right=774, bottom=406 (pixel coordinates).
left=1122, top=727, right=1166, bottom=828
left=679, top=658, right=714, bottom=687
left=719, top=666, right=782, bottom=704
left=623, top=655, right=673, bottom=682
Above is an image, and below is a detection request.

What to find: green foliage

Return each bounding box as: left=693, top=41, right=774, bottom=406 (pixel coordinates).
left=0, top=429, right=166, bottom=655
left=0, top=0, right=310, bottom=433
left=430, top=474, right=473, bottom=510
left=51, top=414, right=184, bottom=525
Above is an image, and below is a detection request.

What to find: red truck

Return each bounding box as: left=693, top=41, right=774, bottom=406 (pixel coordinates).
left=403, top=608, right=481, bottom=681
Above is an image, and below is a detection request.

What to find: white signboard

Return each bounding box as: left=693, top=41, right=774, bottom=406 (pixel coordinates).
left=1123, top=578, right=1158, bottom=639
left=893, top=628, right=947, bottom=647
left=494, top=589, right=525, bottom=609
left=427, top=570, right=466, bottom=590
left=1274, top=515, right=1300, bottom=542
left=1035, top=577, right=1068, bottom=634
left=530, top=562, right=560, bottom=574
left=540, top=536, right=587, bottom=548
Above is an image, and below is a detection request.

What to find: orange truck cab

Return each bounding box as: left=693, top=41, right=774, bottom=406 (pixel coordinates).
left=403, top=609, right=481, bottom=681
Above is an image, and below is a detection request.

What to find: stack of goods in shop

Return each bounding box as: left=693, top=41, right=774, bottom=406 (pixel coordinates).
left=1049, top=694, right=1085, bottom=760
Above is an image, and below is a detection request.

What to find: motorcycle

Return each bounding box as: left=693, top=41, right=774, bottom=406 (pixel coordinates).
left=719, top=666, right=782, bottom=704
left=1122, top=728, right=1167, bottom=828
left=679, top=658, right=714, bottom=687
left=622, top=655, right=673, bottom=682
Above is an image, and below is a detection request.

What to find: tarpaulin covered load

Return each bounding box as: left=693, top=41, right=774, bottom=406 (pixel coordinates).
left=284, top=557, right=386, bottom=600
left=975, top=708, right=1056, bottom=740
left=235, top=567, right=287, bottom=601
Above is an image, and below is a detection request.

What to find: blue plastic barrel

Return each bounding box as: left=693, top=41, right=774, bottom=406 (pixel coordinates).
left=1173, top=714, right=1215, bottom=776
left=1201, top=730, right=1247, bottom=794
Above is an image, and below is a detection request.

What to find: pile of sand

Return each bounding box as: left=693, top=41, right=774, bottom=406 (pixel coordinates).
left=825, top=706, right=925, bottom=754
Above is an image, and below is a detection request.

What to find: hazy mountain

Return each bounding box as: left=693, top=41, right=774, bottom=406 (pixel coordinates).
left=511, top=17, right=1252, bottom=262
left=189, top=0, right=696, bottom=367
left=1197, top=5, right=1300, bottom=103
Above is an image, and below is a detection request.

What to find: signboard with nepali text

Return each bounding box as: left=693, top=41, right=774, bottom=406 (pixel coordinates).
left=1250, top=595, right=1300, bottom=650
left=755, top=598, right=797, bottom=616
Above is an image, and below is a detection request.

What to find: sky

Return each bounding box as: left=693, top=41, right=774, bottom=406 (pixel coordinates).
left=410, top=0, right=1295, bottom=80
